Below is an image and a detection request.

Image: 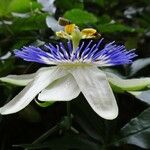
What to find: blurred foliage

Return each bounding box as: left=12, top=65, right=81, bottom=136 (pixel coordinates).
left=0, top=0, right=150, bottom=150
left=64, top=9, right=98, bottom=25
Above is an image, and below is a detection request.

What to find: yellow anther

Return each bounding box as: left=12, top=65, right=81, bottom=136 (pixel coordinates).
left=81, top=28, right=100, bottom=39
left=81, top=28, right=97, bottom=35
left=56, top=31, right=71, bottom=39
left=65, top=24, right=75, bottom=34
left=56, top=31, right=64, bottom=37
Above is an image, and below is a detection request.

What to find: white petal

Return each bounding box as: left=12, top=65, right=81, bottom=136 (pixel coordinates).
left=106, top=71, right=150, bottom=91
left=0, top=51, right=11, bottom=60
left=0, top=67, right=54, bottom=86
left=0, top=73, right=35, bottom=86
left=38, top=74, right=80, bottom=101
left=46, top=16, right=64, bottom=32
left=0, top=67, right=67, bottom=115
left=69, top=67, right=118, bottom=120
left=37, top=0, right=56, bottom=13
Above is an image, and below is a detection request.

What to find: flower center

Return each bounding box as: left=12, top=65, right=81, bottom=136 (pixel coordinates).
left=58, top=61, right=93, bottom=70
left=14, top=18, right=137, bottom=67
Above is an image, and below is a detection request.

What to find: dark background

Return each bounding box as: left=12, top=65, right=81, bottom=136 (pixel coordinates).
left=0, top=0, right=150, bottom=149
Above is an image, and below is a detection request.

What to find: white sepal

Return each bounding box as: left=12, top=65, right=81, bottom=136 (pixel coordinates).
left=0, top=67, right=67, bottom=115
left=69, top=66, right=118, bottom=120
left=38, top=74, right=80, bottom=101
left=0, top=73, right=35, bottom=86
left=106, top=71, right=150, bottom=91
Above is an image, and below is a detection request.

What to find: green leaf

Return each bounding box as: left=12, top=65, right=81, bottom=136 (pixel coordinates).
left=8, top=0, right=41, bottom=13
left=85, top=0, right=105, bottom=7
left=113, top=107, right=150, bottom=149
left=11, top=14, right=47, bottom=32
left=107, top=72, right=150, bottom=92
left=0, top=0, right=11, bottom=16
left=125, top=37, right=138, bottom=49
left=0, top=59, right=15, bottom=76
left=97, top=23, right=144, bottom=33
left=11, top=39, right=31, bottom=49
left=129, top=58, right=150, bottom=76
left=0, top=0, right=40, bottom=16
left=55, top=0, right=83, bottom=11
left=16, top=133, right=100, bottom=150
left=85, top=0, right=118, bottom=8
left=98, top=15, right=112, bottom=24
left=95, top=0, right=105, bottom=7
left=128, top=90, right=150, bottom=105
left=64, top=9, right=97, bottom=25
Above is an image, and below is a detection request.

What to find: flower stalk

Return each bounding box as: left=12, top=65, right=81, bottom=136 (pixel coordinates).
left=66, top=101, right=71, bottom=130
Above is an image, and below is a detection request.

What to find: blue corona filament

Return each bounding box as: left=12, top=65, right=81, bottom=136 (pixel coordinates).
left=15, top=39, right=137, bottom=67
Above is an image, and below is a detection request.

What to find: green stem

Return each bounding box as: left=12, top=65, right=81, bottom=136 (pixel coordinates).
left=67, top=101, right=71, bottom=130
left=32, top=124, right=59, bottom=144
left=71, top=28, right=82, bottom=53
left=24, top=125, right=59, bottom=150
left=72, top=38, right=80, bottom=52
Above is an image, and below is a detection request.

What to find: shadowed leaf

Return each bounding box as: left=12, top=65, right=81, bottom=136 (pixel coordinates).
left=113, top=107, right=150, bottom=149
